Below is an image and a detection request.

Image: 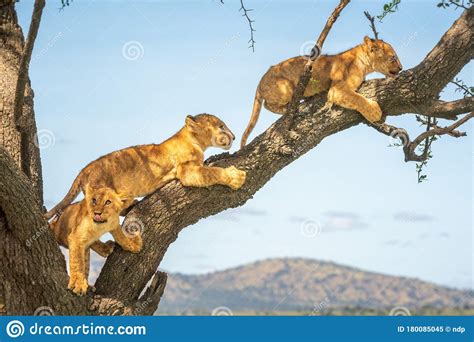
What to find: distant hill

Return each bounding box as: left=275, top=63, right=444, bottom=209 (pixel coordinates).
left=158, top=258, right=473, bottom=315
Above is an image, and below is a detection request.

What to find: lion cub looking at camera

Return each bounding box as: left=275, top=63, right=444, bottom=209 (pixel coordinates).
left=45, top=114, right=246, bottom=220
left=50, top=186, right=140, bottom=295
left=241, top=36, right=403, bottom=147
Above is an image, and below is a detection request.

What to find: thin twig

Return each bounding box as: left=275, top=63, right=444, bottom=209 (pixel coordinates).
left=364, top=11, right=379, bottom=39
left=370, top=112, right=473, bottom=162
left=239, top=0, right=256, bottom=52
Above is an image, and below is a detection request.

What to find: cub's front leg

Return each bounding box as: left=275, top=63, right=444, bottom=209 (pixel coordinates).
left=327, top=81, right=382, bottom=123
left=177, top=162, right=246, bottom=190
left=67, top=239, right=89, bottom=295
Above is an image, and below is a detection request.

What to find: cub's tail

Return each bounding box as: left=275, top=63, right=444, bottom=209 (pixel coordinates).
left=44, top=174, right=82, bottom=220
left=240, top=89, right=263, bottom=148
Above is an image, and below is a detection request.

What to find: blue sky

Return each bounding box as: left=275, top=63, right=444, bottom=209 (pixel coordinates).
left=16, top=0, right=472, bottom=290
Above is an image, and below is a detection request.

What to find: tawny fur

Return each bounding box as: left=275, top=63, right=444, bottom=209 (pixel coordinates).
left=50, top=186, right=141, bottom=296
left=241, top=36, right=403, bottom=147
left=45, top=114, right=246, bottom=220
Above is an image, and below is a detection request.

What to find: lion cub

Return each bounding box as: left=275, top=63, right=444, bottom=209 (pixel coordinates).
left=45, top=114, right=246, bottom=220
left=241, top=36, right=403, bottom=147
left=50, top=186, right=141, bottom=295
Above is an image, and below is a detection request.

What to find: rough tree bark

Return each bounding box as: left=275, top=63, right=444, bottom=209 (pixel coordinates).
left=95, top=8, right=474, bottom=313
left=0, top=5, right=472, bottom=315
left=0, top=0, right=43, bottom=203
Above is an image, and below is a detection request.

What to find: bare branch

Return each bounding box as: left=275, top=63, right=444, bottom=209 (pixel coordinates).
left=364, top=11, right=379, bottom=39
left=13, top=0, right=45, bottom=129
left=370, top=112, right=473, bottom=162
left=219, top=0, right=256, bottom=52
left=12, top=0, right=45, bottom=178
left=417, top=97, right=474, bottom=119
left=239, top=0, right=256, bottom=52
left=286, top=0, right=351, bottom=116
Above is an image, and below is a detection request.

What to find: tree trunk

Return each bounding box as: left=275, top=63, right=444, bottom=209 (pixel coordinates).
left=0, top=0, right=43, bottom=203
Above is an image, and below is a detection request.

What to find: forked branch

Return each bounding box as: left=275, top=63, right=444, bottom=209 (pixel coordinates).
left=371, top=112, right=473, bottom=162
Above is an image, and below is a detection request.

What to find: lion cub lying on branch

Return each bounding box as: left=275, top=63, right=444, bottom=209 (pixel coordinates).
left=50, top=186, right=139, bottom=295
left=45, top=114, right=246, bottom=220
left=241, top=36, right=403, bottom=147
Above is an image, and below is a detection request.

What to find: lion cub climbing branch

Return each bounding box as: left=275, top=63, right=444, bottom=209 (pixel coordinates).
left=241, top=36, right=403, bottom=147
left=45, top=114, right=246, bottom=220
left=50, top=186, right=140, bottom=295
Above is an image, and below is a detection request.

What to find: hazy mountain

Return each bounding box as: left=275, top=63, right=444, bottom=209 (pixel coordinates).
left=157, top=258, right=473, bottom=315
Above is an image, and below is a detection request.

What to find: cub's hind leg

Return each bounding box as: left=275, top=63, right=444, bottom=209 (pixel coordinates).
left=260, top=77, right=294, bottom=115
left=111, top=227, right=143, bottom=253
left=90, top=240, right=115, bottom=257
left=327, top=81, right=382, bottom=122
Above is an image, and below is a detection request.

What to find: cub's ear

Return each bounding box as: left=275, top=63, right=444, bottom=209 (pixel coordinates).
left=364, top=36, right=375, bottom=48
left=185, top=115, right=199, bottom=129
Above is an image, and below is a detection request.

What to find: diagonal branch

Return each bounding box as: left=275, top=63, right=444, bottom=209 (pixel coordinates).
left=91, top=8, right=473, bottom=312
left=286, top=0, right=351, bottom=116
left=13, top=0, right=45, bottom=178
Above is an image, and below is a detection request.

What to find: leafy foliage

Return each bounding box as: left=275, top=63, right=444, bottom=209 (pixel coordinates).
left=437, top=0, right=473, bottom=10
left=451, top=78, right=474, bottom=97
left=377, top=0, right=401, bottom=22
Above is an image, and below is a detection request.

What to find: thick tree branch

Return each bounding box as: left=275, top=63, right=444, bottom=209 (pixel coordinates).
left=416, top=97, right=474, bottom=119
left=13, top=0, right=45, bottom=178
left=94, top=8, right=474, bottom=310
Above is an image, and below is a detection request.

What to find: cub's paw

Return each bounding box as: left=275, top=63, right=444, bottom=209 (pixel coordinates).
left=225, top=166, right=246, bottom=190
left=68, top=274, right=89, bottom=296
left=103, top=240, right=115, bottom=257
left=127, top=236, right=143, bottom=254
left=364, top=100, right=383, bottom=123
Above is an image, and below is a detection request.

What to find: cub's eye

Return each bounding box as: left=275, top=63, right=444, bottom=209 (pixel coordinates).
left=105, top=200, right=111, bottom=206
left=92, top=198, right=97, bottom=205
left=219, top=125, right=225, bottom=130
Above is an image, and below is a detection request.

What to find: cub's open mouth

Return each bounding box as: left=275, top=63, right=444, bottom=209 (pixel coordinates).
left=93, top=215, right=106, bottom=223
left=389, top=70, right=399, bottom=76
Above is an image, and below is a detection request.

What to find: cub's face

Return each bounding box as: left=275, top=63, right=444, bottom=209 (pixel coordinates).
left=85, top=187, right=123, bottom=224
left=186, top=114, right=236, bottom=150
left=364, top=36, right=403, bottom=77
